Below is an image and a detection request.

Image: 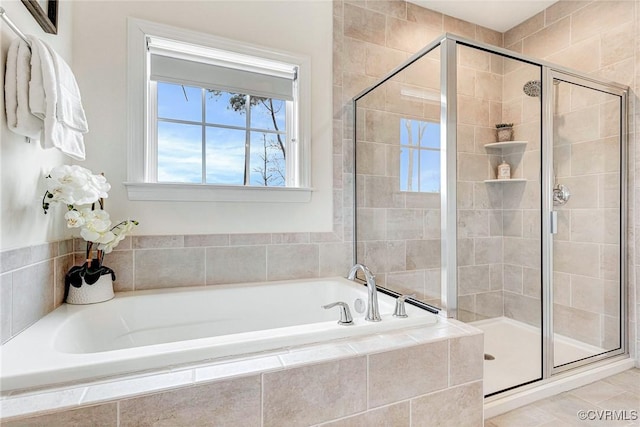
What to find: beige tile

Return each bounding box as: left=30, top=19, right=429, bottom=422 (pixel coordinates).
left=476, top=291, right=504, bottom=318
left=601, top=22, right=634, bottom=67
left=571, top=0, right=634, bottom=43
left=363, top=176, right=405, bottom=208
left=503, top=237, right=541, bottom=269
left=54, top=253, right=74, bottom=305
left=411, top=381, right=483, bottom=427
left=1, top=273, right=12, bottom=343
left=12, top=261, right=54, bottom=334
left=523, top=17, right=570, bottom=59
left=401, top=54, right=440, bottom=90
left=183, top=234, right=229, bottom=247
left=475, top=71, right=503, bottom=102
left=458, top=265, right=490, bottom=295
left=553, top=303, right=601, bottom=346
left=266, top=244, right=319, bottom=280
left=386, top=209, right=423, bottom=240
left=356, top=208, right=386, bottom=241
left=504, top=12, right=544, bottom=47
left=356, top=142, right=387, bottom=175
left=546, top=36, right=600, bottom=74
left=406, top=3, right=443, bottom=30
left=544, top=0, right=590, bottom=26
left=103, top=250, right=133, bottom=292
left=571, top=137, right=620, bottom=176
left=523, top=267, right=541, bottom=298
left=369, top=341, right=448, bottom=407
left=444, top=15, right=476, bottom=39
left=319, top=242, right=353, bottom=277
left=504, top=291, right=541, bottom=327
left=458, top=45, right=491, bottom=72
left=342, top=37, right=366, bottom=75
left=457, top=238, right=474, bottom=267
left=457, top=95, right=491, bottom=126
left=477, top=26, right=503, bottom=47
left=271, top=233, right=311, bottom=245
left=120, top=376, right=261, bottom=426
left=364, top=109, right=402, bottom=144
left=386, top=17, right=441, bottom=53
left=406, top=239, right=440, bottom=270
left=457, top=210, right=489, bottom=238
left=475, top=237, right=502, bottom=265
left=365, top=43, right=407, bottom=79
left=206, top=246, right=266, bottom=285
left=320, top=401, right=410, bottom=427
left=343, top=3, right=386, bottom=46
left=133, top=235, right=184, bottom=249
left=569, top=377, right=626, bottom=405
left=554, top=272, right=571, bottom=305
left=134, top=248, right=205, bottom=289
left=504, top=264, right=523, bottom=294
left=458, top=153, right=490, bottom=182
left=449, top=334, right=483, bottom=386
left=602, top=369, right=640, bottom=394
left=486, top=402, right=557, bottom=427
left=2, top=403, right=117, bottom=427
left=365, top=0, right=407, bottom=19
left=553, top=241, right=600, bottom=278
left=0, top=247, right=31, bottom=274
left=229, top=233, right=271, bottom=246
left=263, top=357, right=366, bottom=426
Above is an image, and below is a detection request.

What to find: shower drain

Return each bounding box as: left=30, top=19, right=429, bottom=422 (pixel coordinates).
left=484, top=353, right=495, bottom=361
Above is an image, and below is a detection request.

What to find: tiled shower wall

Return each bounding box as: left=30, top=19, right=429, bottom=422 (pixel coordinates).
left=502, top=0, right=638, bottom=359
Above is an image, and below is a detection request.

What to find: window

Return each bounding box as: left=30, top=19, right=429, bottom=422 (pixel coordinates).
left=399, top=118, right=440, bottom=192
left=126, top=19, right=311, bottom=202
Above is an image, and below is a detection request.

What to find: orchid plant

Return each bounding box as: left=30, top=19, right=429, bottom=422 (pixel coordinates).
left=42, top=165, right=138, bottom=286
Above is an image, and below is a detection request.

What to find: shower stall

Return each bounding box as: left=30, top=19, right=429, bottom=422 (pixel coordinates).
left=352, top=34, right=628, bottom=397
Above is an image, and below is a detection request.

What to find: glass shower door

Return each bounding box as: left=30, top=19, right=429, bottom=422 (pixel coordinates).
left=549, top=72, right=626, bottom=370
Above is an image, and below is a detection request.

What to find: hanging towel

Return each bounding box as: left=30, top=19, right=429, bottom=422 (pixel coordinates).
left=4, top=38, right=43, bottom=139
left=29, top=36, right=88, bottom=160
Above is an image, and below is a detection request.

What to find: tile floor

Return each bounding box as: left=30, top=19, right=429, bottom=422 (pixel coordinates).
left=485, top=368, right=640, bottom=426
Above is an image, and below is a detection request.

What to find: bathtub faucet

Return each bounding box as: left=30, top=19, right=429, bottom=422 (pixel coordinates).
left=347, top=264, right=381, bottom=322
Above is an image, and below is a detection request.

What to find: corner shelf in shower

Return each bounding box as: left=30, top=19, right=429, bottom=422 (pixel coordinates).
left=483, top=179, right=528, bottom=183
left=483, top=141, right=528, bottom=149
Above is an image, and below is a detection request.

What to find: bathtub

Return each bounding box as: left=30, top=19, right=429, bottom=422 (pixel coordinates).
left=0, top=277, right=438, bottom=392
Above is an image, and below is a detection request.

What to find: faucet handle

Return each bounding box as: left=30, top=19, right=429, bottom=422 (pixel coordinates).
left=323, top=301, right=354, bottom=325
left=393, top=294, right=416, bottom=318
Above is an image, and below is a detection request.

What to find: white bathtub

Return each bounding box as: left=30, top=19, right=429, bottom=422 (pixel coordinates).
left=0, top=277, right=438, bottom=392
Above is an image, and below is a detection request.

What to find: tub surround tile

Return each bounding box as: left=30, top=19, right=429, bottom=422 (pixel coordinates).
left=183, top=234, right=230, bottom=247
left=368, top=340, right=448, bottom=408
left=1, top=403, right=117, bottom=427
left=133, top=235, right=184, bottom=249
left=206, top=246, right=267, bottom=285
left=319, top=401, right=410, bottom=427
left=449, top=334, right=484, bottom=386
left=119, top=376, right=261, bottom=427
left=82, top=370, right=194, bottom=405
left=134, top=247, right=205, bottom=289
left=266, top=244, right=319, bottom=281
left=195, top=355, right=283, bottom=383
left=411, top=381, right=483, bottom=427
left=0, top=386, right=86, bottom=420
left=347, top=331, right=420, bottom=355
left=53, top=253, right=75, bottom=305
left=1, top=273, right=12, bottom=344
left=263, top=357, right=367, bottom=427
left=11, top=261, right=55, bottom=335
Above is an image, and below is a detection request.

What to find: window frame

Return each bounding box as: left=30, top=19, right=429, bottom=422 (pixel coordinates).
left=126, top=18, right=312, bottom=202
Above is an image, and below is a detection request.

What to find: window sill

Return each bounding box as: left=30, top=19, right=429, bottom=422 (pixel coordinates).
left=124, top=182, right=313, bottom=202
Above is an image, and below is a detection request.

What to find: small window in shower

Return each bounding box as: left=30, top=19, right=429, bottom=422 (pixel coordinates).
left=399, top=118, right=440, bottom=192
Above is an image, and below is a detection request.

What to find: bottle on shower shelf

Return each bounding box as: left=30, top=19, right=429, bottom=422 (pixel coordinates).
left=497, top=159, right=511, bottom=180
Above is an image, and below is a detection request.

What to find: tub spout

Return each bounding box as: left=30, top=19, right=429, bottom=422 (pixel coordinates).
left=347, top=264, right=381, bottom=322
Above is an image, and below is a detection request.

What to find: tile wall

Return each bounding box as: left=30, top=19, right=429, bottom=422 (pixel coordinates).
left=503, top=0, right=638, bottom=359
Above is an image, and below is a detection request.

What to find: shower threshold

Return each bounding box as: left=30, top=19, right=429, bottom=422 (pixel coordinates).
left=471, top=317, right=605, bottom=396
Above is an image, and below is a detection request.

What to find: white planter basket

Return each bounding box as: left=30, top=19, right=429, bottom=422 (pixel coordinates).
left=66, top=273, right=114, bottom=305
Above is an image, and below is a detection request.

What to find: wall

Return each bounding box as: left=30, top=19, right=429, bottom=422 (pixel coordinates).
left=0, top=0, right=76, bottom=343
left=0, top=0, right=74, bottom=249
left=71, top=0, right=333, bottom=237
left=502, top=0, right=638, bottom=363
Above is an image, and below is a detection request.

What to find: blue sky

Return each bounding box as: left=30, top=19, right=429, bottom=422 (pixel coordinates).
left=156, top=82, right=285, bottom=186
left=399, top=119, right=440, bottom=193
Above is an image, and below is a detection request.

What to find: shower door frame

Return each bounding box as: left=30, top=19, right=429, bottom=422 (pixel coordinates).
left=541, top=68, right=629, bottom=377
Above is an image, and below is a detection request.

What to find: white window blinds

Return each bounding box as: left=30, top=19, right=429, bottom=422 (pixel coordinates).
left=147, top=36, right=297, bottom=101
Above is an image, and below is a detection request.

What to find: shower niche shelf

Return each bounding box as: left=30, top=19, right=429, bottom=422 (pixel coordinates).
left=483, top=178, right=527, bottom=183
left=484, top=141, right=527, bottom=149
left=484, top=141, right=528, bottom=183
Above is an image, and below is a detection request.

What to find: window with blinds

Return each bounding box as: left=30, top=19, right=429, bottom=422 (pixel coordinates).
left=146, top=36, right=300, bottom=187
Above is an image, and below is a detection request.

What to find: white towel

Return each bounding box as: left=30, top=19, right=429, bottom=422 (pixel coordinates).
left=4, top=38, right=43, bottom=139
left=29, top=36, right=88, bottom=160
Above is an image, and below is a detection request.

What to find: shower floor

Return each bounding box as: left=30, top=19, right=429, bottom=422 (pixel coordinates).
left=471, top=317, right=605, bottom=396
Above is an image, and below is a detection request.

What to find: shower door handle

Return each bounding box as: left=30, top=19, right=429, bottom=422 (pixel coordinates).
left=550, top=211, right=558, bottom=234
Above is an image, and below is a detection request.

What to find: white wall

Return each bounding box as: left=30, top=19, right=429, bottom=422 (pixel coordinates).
left=0, top=0, right=75, bottom=249
left=71, top=0, right=333, bottom=237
